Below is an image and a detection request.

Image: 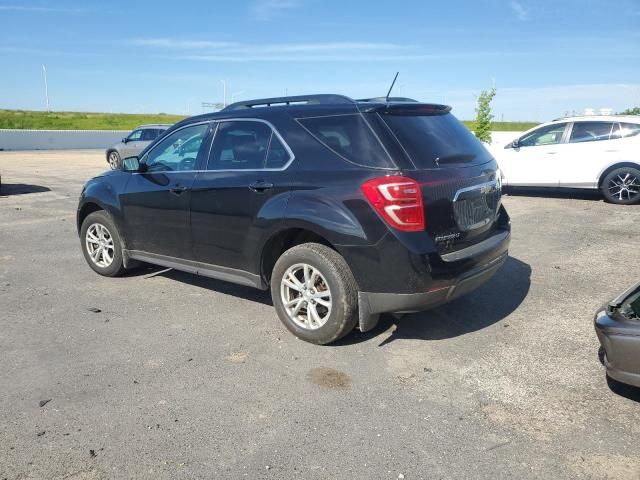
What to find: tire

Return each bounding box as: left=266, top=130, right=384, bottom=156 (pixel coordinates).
left=271, top=243, right=358, bottom=345
left=107, top=151, right=121, bottom=170
left=80, top=210, right=126, bottom=277
left=600, top=166, right=640, bottom=205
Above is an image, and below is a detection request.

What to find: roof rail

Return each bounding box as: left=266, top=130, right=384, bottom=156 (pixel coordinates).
left=222, top=94, right=355, bottom=111
left=356, top=97, right=419, bottom=103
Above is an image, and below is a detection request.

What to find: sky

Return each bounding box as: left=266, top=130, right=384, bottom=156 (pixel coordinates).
left=0, top=0, right=638, bottom=121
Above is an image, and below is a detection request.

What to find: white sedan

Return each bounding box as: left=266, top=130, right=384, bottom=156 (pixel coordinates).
left=494, top=116, right=640, bottom=204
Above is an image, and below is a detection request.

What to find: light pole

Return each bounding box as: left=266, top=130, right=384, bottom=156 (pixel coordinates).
left=41, top=64, right=50, bottom=112
left=220, top=80, right=226, bottom=107
left=231, top=90, right=244, bottom=103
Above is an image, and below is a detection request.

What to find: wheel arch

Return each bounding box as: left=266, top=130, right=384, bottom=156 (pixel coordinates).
left=77, top=201, right=104, bottom=234
left=597, top=162, right=640, bottom=188
left=260, top=227, right=338, bottom=285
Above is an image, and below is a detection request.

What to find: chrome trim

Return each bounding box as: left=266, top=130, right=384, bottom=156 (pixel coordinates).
left=452, top=179, right=500, bottom=202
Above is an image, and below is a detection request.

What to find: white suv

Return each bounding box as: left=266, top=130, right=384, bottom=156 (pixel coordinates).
left=495, top=116, right=640, bottom=204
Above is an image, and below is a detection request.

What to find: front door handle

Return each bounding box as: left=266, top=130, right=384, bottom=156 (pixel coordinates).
left=249, top=181, right=274, bottom=192
left=170, top=185, right=188, bottom=195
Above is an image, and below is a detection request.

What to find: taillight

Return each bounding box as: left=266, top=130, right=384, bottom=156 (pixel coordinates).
left=360, top=175, right=425, bottom=232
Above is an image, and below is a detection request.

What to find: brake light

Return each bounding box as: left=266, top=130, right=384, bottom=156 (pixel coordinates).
left=361, top=175, right=425, bottom=232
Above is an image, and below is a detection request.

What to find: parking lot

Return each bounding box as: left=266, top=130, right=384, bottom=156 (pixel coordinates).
left=1, top=150, right=639, bottom=479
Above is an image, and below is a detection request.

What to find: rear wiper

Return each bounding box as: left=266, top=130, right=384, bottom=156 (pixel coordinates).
left=435, top=154, right=475, bottom=166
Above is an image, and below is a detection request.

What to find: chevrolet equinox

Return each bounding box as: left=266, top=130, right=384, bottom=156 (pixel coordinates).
left=77, top=94, right=510, bottom=344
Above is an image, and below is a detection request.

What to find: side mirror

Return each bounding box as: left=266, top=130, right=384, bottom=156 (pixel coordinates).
left=122, top=137, right=128, bottom=144
left=505, top=138, right=520, bottom=149
left=122, top=156, right=142, bottom=172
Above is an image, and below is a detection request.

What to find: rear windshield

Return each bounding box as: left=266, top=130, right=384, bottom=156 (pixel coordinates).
left=381, top=113, right=492, bottom=169
left=297, top=114, right=395, bottom=169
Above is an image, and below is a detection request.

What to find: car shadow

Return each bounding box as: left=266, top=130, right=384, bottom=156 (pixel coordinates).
left=0, top=183, right=51, bottom=196
left=130, top=256, right=531, bottom=345
left=504, top=186, right=602, bottom=202
left=606, top=376, right=640, bottom=403
left=336, top=255, right=532, bottom=346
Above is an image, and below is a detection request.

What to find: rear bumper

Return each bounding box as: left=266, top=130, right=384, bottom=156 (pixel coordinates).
left=595, top=308, right=640, bottom=388
left=360, top=250, right=507, bottom=314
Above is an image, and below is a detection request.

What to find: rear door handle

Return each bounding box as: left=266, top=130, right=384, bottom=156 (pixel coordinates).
left=170, top=185, right=188, bottom=195
left=249, top=181, right=274, bottom=192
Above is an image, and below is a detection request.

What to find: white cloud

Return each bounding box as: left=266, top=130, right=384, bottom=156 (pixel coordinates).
left=251, top=0, right=304, bottom=21
left=509, top=1, right=528, bottom=20
left=0, top=4, right=86, bottom=13
left=130, top=38, right=238, bottom=49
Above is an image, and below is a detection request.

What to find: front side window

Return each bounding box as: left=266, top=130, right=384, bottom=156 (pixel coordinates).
left=143, top=123, right=209, bottom=172
left=208, top=120, right=289, bottom=170
left=127, top=129, right=143, bottom=142
left=519, top=123, right=567, bottom=147
left=569, top=122, right=614, bottom=143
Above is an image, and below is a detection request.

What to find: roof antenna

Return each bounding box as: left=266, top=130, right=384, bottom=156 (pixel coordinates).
left=385, top=72, right=399, bottom=103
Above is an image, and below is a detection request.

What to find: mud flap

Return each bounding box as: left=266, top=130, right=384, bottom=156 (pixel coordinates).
left=358, top=292, right=380, bottom=332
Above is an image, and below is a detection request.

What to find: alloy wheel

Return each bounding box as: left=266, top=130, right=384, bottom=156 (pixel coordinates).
left=608, top=172, right=639, bottom=202
left=108, top=152, right=120, bottom=169
left=280, top=263, right=332, bottom=330
left=85, top=223, right=115, bottom=268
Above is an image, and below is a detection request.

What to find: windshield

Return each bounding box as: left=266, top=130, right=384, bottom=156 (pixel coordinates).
left=381, top=112, right=492, bottom=169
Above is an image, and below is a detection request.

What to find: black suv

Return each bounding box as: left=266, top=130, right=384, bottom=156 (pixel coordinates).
left=77, top=94, right=510, bottom=344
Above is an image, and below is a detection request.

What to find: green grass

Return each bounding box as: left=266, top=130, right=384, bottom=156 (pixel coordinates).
left=0, top=110, right=187, bottom=130
left=462, top=121, right=538, bottom=132
left=0, top=109, right=539, bottom=132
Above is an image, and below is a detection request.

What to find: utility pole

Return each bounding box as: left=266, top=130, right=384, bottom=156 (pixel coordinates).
left=42, top=64, right=50, bottom=112
left=220, top=80, right=227, bottom=107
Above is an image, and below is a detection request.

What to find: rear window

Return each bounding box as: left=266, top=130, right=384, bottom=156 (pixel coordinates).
left=381, top=113, right=491, bottom=169
left=619, top=122, right=640, bottom=138
left=297, top=114, right=395, bottom=169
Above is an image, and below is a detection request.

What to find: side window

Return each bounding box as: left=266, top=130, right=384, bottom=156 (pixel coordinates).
left=143, top=123, right=209, bottom=172
left=569, top=122, right=614, bottom=143
left=208, top=121, right=272, bottom=170
left=126, top=129, right=143, bottom=142
left=619, top=123, right=640, bottom=139
left=141, top=129, right=157, bottom=141
left=519, top=123, right=567, bottom=147
left=265, top=134, right=291, bottom=169
left=297, top=114, right=394, bottom=168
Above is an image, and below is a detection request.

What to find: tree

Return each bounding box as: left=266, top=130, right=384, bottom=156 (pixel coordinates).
left=474, top=87, right=497, bottom=144
left=619, top=107, right=640, bottom=115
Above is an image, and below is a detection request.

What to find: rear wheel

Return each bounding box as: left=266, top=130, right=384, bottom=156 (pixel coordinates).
left=107, top=151, right=121, bottom=170
left=80, top=210, right=126, bottom=277
left=271, top=243, right=358, bottom=345
left=601, top=166, right=640, bottom=205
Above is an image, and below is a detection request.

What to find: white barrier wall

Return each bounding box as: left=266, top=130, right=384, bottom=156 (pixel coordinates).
left=0, top=129, right=526, bottom=152
left=0, top=129, right=129, bottom=151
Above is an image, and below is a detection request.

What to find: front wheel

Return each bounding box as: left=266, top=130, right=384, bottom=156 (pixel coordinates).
left=107, top=151, right=121, bottom=170
left=601, top=167, right=640, bottom=205
left=271, top=243, right=358, bottom=345
left=80, top=210, right=126, bottom=277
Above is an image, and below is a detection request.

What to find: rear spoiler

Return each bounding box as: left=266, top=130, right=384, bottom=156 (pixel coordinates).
left=358, top=102, right=451, bottom=115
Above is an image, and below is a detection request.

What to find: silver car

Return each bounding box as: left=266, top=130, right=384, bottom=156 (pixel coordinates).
left=106, top=124, right=172, bottom=169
